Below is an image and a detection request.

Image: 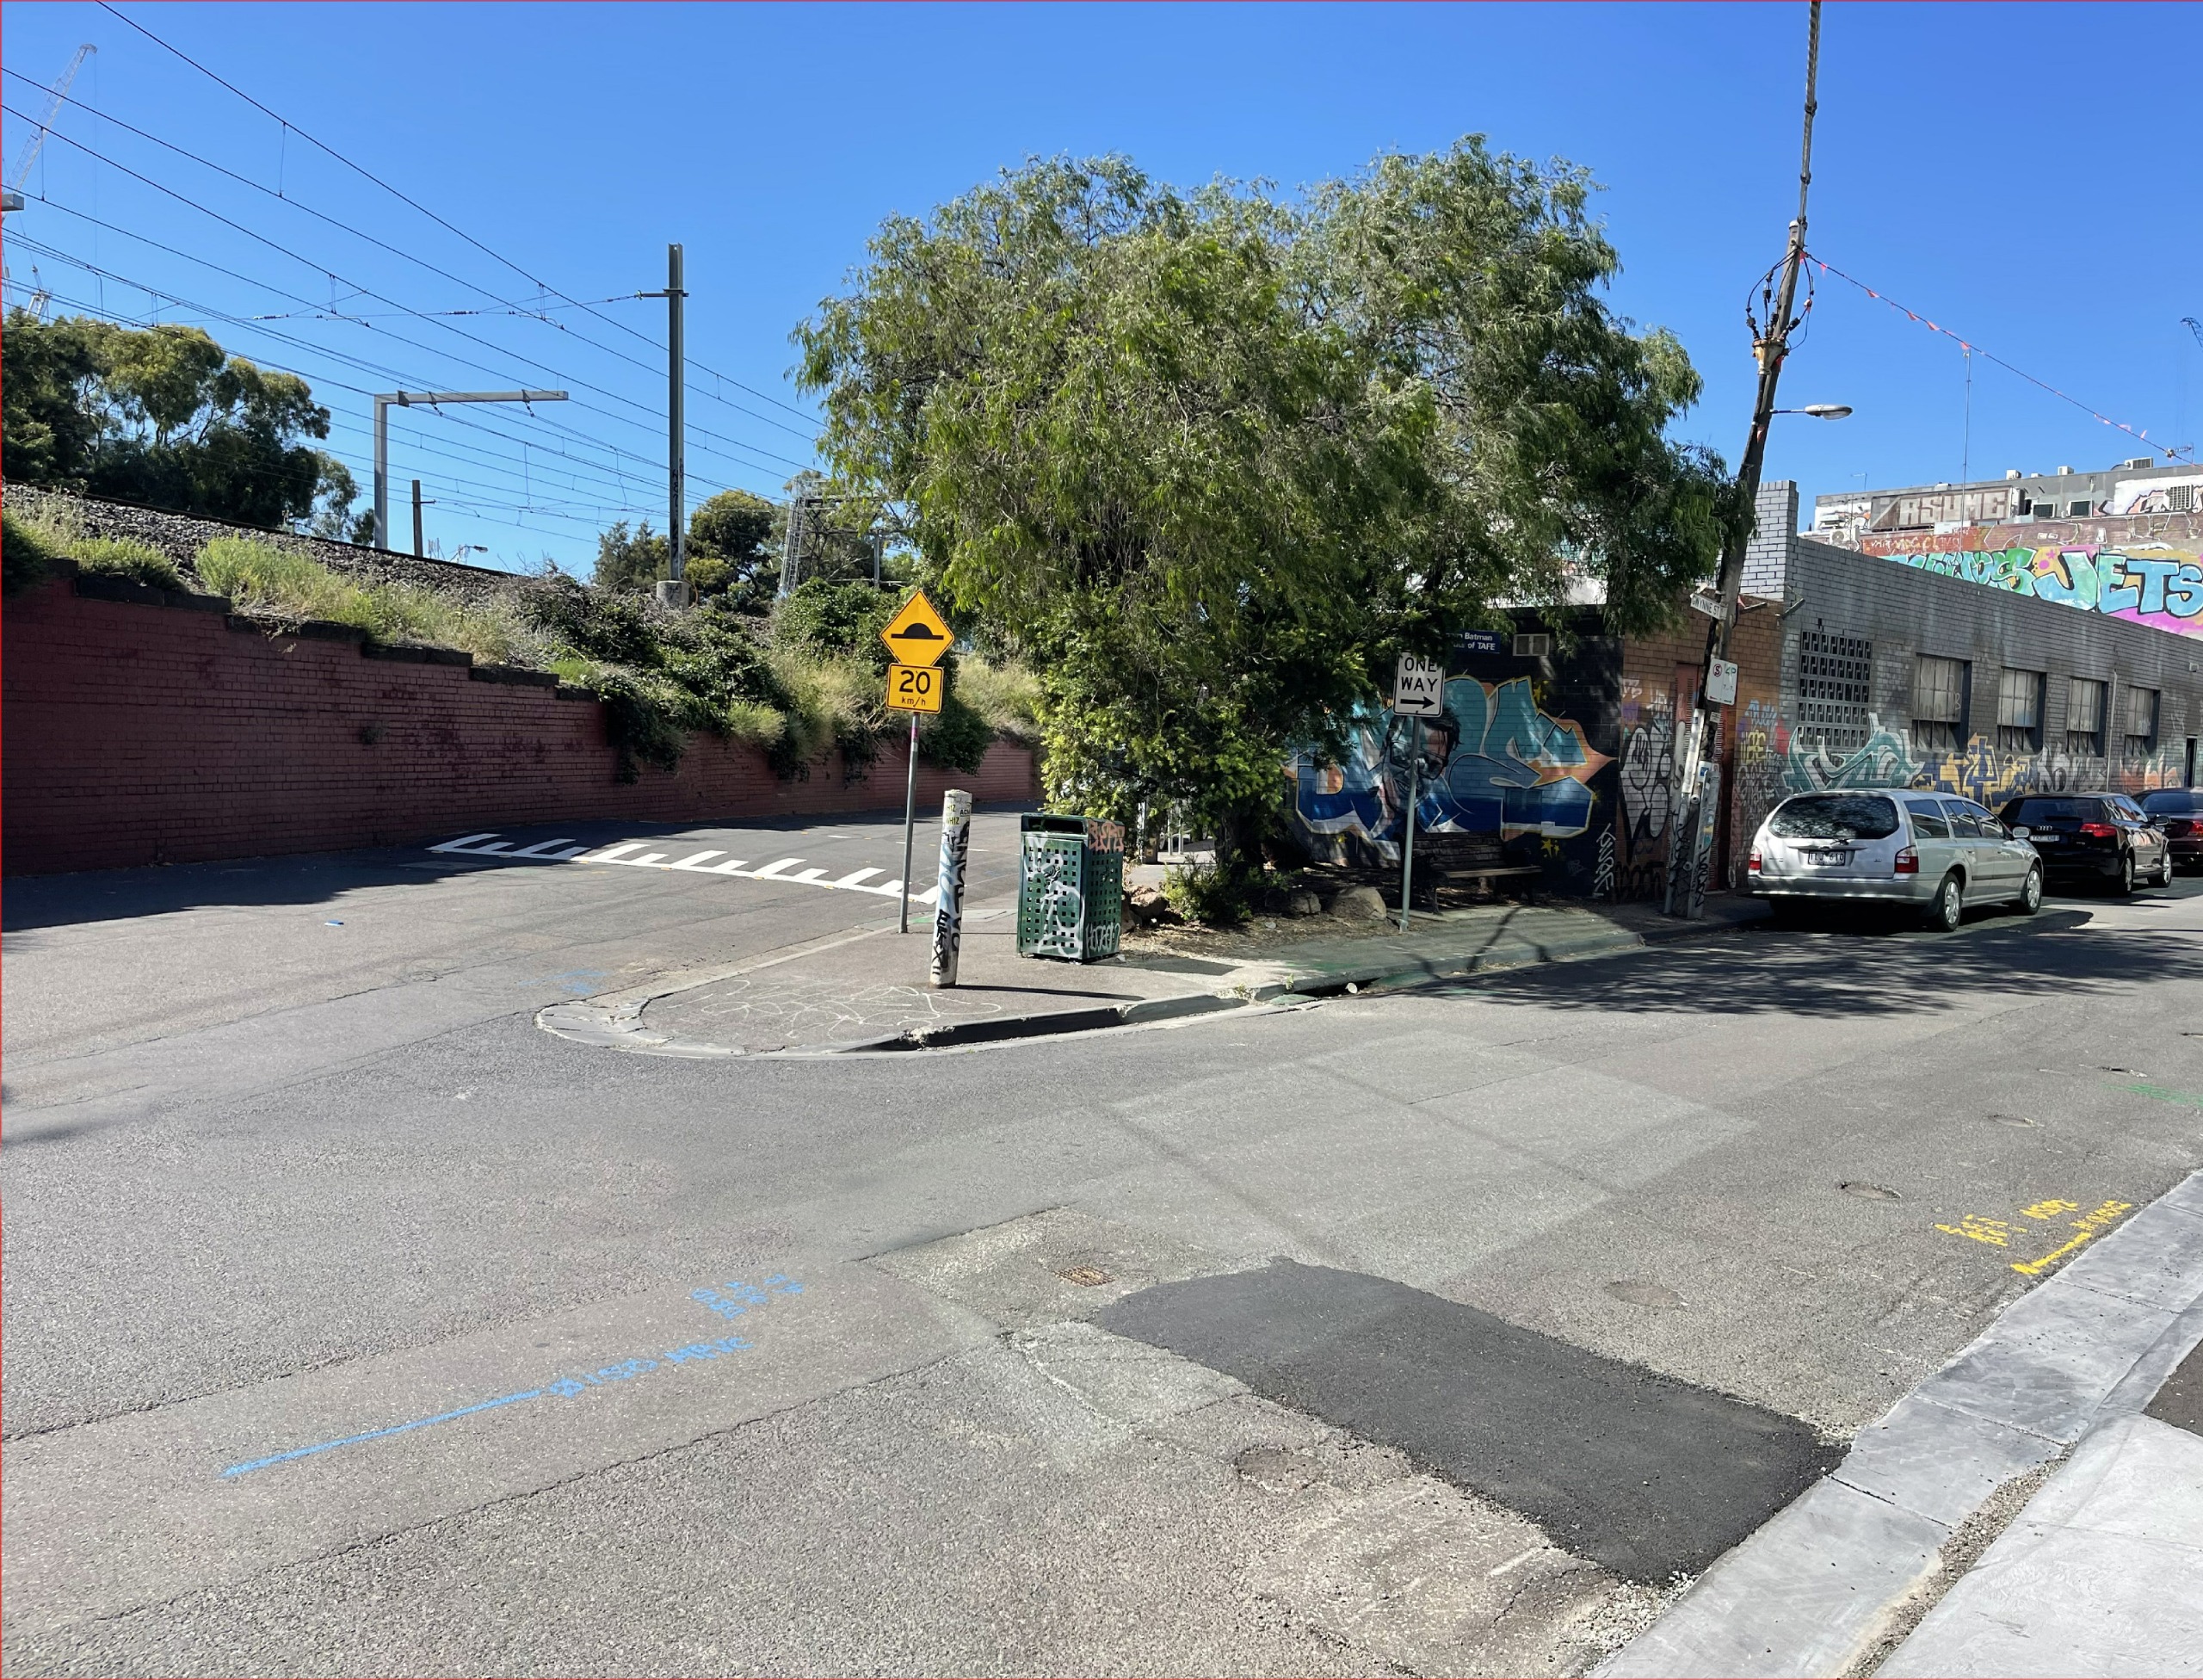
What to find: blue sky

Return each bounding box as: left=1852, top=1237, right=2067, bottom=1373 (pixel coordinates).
left=3, top=3, right=2198, bottom=574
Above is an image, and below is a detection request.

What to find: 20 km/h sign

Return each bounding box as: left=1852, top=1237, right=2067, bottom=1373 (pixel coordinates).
left=1393, top=655, right=1447, bottom=718
left=886, top=663, right=944, bottom=713
left=880, top=590, right=954, bottom=668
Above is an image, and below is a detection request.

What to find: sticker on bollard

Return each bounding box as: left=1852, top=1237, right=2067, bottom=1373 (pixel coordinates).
left=931, top=790, right=973, bottom=987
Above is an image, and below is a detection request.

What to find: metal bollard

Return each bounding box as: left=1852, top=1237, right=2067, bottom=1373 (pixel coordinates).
left=930, top=789, right=974, bottom=987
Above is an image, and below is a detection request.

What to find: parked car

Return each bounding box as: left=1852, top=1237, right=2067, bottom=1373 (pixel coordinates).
left=1748, top=790, right=2043, bottom=930
left=1996, top=794, right=2172, bottom=893
left=2139, top=788, right=2203, bottom=874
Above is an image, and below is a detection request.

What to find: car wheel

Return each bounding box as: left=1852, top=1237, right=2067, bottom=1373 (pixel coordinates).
left=1924, top=871, right=1964, bottom=932
left=2017, top=864, right=2044, bottom=916
left=2154, top=851, right=2175, bottom=888
left=2114, top=852, right=2135, bottom=895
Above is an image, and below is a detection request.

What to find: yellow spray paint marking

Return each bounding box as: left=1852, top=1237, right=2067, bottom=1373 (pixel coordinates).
left=1938, top=1198, right=2135, bottom=1275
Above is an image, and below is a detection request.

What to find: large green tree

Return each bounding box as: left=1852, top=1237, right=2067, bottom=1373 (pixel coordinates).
left=2, top=312, right=357, bottom=533
left=795, top=144, right=1732, bottom=879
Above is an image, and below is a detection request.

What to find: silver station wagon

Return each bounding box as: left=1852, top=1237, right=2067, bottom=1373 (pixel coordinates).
left=1747, top=790, right=2044, bottom=930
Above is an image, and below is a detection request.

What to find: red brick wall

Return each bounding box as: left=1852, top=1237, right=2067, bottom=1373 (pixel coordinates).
left=3, top=578, right=1040, bottom=875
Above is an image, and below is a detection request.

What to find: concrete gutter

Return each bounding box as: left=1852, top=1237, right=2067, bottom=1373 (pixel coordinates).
left=1598, top=1169, right=2203, bottom=1678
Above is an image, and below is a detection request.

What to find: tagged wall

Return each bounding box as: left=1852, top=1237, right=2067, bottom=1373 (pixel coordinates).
left=1287, top=654, right=1620, bottom=897
left=1864, top=535, right=2203, bottom=639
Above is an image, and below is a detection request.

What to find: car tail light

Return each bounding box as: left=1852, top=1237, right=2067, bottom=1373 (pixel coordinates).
left=1748, top=848, right=1762, bottom=873
left=2167, top=818, right=2195, bottom=837
left=2078, top=822, right=2117, bottom=839
left=1894, top=846, right=1920, bottom=875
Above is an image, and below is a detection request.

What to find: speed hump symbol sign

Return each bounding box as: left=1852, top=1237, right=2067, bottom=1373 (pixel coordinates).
left=880, top=590, right=954, bottom=669
left=887, top=663, right=945, bottom=713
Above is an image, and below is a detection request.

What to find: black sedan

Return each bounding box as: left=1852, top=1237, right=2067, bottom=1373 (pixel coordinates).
left=2140, top=788, right=2203, bottom=874
left=1997, top=794, right=2173, bottom=893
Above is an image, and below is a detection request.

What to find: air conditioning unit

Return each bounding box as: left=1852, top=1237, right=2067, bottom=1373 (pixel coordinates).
left=1513, top=633, right=1552, bottom=658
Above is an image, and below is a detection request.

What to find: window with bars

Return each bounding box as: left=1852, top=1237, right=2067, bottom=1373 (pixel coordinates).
left=2066, top=677, right=2107, bottom=757
left=1996, top=669, right=2045, bottom=755
left=1796, top=630, right=1872, bottom=752
left=1912, top=655, right=1968, bottom=752
left=2124, top=687, right=2159, bottom=759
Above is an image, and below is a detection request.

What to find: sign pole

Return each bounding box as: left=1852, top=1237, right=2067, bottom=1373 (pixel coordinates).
left=1399, top=719, right=1420, bottom=934
left=899, top=713, right=919, bottom=934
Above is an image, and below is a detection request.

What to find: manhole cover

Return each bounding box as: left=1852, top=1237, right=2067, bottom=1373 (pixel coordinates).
left=1054, top=1264, right=1114, bottom=1288
left=1605, top=1280, right=1685, bottom=1308
left=1840, top=1181, right=1903, bottom=1201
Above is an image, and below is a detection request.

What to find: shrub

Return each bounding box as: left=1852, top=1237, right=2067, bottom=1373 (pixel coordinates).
left=2, top=508, right=65, bottom=596
left=514, top=572, right=659, bottom=668
left=72, top=537, right=184, bottom=590
left=774, top=578, right=894, bottom=668
left=767, top=646, right=889, bottom=779
left=917, top=691, right=994, bottom=772
left=725, top=699, right=787, bottom=750
left=1161, top=860, right=1250, bottom=928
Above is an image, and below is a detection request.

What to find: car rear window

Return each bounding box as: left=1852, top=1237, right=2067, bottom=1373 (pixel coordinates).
left=2004, top=797, right=2103, bottom=825
left=1769, top=794, right=1900, bottom=840
left=2142, top=789, right=2198, bottom=816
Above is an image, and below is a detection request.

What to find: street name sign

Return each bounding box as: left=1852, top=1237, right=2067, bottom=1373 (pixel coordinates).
left=887, top=663, right=945, bottom=713
left=880, top=590, right=954, bottom=669
left=1393, top=655, right=1447, bottom=718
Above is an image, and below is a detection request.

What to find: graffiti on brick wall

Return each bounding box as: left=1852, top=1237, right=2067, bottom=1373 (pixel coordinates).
left=1749, top=711, right=2186, bottom=806
left=1290, top=676, right=1610, bottom=860
left=1870, top=542, right=2203, bottom=639
left=1614, top=683, right=1675, bottom=899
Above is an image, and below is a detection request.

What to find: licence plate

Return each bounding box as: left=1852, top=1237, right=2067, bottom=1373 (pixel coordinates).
left=1805, top=850, right=1855, bottom=867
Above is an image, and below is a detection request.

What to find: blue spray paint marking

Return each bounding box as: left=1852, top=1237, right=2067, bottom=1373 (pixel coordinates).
left=219, top=1275, right=803, bottom=1479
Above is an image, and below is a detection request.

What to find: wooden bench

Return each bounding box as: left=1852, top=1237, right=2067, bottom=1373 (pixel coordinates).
left=1407, top=830, right=1542, bottom=909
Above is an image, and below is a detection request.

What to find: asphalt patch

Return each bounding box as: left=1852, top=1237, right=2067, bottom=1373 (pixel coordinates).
left=1099, top=1259, right=1839, bottom=1582
left=2144, top=1337, right=2203, bottom=1436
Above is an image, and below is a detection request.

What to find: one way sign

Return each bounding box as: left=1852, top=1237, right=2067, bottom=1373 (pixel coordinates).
left=1393, top=655, right=1447, bottom=718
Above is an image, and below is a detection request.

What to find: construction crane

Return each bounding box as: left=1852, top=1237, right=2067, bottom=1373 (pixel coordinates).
left=2, top=44, right=95, bottom=213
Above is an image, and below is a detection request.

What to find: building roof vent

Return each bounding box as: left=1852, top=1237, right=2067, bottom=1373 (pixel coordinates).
left=2125, top=456, right=2154, bottom=469
left=2005, top=468, right=2022, bottom=479
left=2057, top=465, right=2073, bottom=474
left=1935, top=482, right=1950, bottom=490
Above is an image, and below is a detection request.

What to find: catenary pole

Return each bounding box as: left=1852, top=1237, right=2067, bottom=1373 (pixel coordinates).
left=1666, top=0, right=1822, bottom=917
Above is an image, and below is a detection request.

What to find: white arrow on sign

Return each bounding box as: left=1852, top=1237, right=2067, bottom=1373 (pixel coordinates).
left=1393, top=655, right=1447, bottom=718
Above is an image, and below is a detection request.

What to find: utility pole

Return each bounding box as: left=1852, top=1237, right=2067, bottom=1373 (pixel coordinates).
left=1665, top=0, right=1822, bottom=917
left=641, top=244, right=688, bottom=600
left=372, top=390, right=565, bottom=550
left=410, top=479, right=429, bottom=557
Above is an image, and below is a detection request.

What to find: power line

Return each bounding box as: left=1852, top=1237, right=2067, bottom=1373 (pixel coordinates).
left=1811, top=254, right=2189, bottom=464
left=3, top=104, right=814, bottom=482
left=83, top=9, right=823, bottom=429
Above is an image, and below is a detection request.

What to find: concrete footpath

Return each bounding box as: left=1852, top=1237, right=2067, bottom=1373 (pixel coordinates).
left=538, top=891, right=1768, bottom=1058
left=1601, top=1169, right=2203, bottom=1678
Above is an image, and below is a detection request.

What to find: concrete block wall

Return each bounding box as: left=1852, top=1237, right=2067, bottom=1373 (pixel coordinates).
left=1740, top=480, right=1799, bottom=599
left=1772, top=536, right=2203, bottom=803
left=2, top=576, right=1039, bottom=876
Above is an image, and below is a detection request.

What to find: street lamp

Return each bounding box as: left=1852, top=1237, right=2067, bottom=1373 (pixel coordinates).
left=1775, top=404, right=1854, bottom=420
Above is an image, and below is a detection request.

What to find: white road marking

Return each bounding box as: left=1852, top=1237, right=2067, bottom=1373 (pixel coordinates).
left=428, top=835, right=940, bottom=904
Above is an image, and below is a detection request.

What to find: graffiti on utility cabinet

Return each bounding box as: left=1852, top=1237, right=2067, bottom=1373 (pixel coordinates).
left=1288, top=676, right=1611, bottom=882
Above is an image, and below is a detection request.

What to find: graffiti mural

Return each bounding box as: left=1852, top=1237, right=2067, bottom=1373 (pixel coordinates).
left=1290, top=676, right=1611, bottom=862
left=1861, top=538, right=2203, bottom=639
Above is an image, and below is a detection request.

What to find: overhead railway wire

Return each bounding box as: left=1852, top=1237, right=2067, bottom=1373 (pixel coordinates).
left=31, top=32, right=822, bottom=431
left=5, top=232, right=733, bottom=513
left=3, top=105, right=816, bottom=485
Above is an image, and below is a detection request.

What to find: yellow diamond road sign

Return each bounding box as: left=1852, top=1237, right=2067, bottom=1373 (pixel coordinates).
left=880, top=590, right=953, bottom=669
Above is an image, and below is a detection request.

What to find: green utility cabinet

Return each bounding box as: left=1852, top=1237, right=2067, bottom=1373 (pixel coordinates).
left=1017, top=813, right=1125, bottom=961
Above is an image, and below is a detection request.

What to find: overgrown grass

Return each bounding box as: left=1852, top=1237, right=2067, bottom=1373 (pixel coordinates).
left=3, top=508, right=68, bottom=596
left=196, top=536, right=534, bottom=664
left=956, top=655, right=1044, bottom=744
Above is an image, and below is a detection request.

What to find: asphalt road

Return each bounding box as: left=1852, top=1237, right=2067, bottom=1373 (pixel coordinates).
left=6, top=823, right=2201, bottom=1677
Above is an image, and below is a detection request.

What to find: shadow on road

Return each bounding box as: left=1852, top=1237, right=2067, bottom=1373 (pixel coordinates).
left=1442, top=909, right=2203, bottom=1020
